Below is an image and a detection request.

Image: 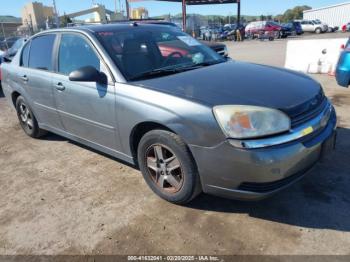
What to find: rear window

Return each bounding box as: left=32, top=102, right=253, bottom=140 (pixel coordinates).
left=28, top=34, right=56, bottom=71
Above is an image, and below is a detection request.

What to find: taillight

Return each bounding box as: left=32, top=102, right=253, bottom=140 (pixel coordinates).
left=341, top=44, right=345, bottom=49
left=0, top=64, right=2, bottom=81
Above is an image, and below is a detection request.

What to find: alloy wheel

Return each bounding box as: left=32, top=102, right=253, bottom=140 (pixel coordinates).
left=18, top=102, right=33, bottom=130
left=145, top=144, right=184, bottom=194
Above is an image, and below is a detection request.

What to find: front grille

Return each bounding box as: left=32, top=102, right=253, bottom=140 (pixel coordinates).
left=291, top=96, right=328, bottom=128
left=238, top=167, right=312, bottom=193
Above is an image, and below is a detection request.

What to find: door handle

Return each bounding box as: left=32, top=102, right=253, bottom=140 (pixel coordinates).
left=21, top=75, right=28, bottom=82
left=55, top=82, right=65, bottom=91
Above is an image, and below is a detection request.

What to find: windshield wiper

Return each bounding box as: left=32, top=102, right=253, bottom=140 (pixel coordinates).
left=128, top=67, right=185, bottom=81
left=129, top=60, right=225, bottom=81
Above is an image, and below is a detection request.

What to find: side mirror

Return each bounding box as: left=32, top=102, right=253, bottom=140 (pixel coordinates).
left=69, top=66, right=107, bottom=84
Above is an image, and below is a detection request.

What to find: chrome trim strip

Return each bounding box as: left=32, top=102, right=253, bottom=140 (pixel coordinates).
left=229, top=101, right=333, bottom=149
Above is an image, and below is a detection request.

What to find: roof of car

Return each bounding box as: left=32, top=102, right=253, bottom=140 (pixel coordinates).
left=32, top=23, right=179, bottom=38
left=69, top=23, right=175, bottom=33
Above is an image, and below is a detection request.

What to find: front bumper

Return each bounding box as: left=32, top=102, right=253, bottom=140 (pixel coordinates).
left=189, top=107, right=337, bottom=200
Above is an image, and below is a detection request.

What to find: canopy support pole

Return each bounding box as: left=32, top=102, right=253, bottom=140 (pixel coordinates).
left=182, top=0, right=186, bottom=31
left=237, top=0, right=241, bottom=25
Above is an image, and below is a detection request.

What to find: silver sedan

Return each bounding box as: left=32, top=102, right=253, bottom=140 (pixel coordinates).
left=1, top=23, right=337, bottom=204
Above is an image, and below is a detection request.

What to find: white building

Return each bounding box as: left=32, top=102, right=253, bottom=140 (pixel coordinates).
left=303, top=2, right=350, bottom=28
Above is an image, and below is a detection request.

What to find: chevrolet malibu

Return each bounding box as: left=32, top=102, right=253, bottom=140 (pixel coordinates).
left=1, top=24, right=337, bottom=204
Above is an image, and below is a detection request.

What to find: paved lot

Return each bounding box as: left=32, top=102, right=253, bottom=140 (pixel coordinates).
left=1, top=33, right=350, bottom=255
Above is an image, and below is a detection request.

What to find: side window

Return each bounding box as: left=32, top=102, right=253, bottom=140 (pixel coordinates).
left=58, top=34, right=100, bottom=76
left=21, top=42, right=30, bottom=67
left=28, top=34, right=56, bottom=71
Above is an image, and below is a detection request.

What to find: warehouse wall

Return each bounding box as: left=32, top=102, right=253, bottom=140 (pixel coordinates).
left=303, top=2, right=350, bottom=28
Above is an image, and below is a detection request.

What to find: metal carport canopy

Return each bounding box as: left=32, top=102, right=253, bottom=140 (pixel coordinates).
left=128, top=0, right=241, bottom=31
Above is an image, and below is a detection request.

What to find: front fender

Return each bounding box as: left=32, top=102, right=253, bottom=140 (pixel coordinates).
left=115, top=83, right=226, bottom=156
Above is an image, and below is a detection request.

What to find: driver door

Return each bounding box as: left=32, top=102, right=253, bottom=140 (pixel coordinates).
left=52, top=33, right=119, bottom=150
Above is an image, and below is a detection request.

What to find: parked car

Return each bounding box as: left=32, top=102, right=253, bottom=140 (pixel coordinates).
left=282, top=21, right=304, bottom=36
left=200, top=41, right=228, bottom=57
left=245, top=21, right=291, bottom=38
left=342, top=23, right=350, bottom=32
left=311, top=19, right=337, bottom=32
left=245, top=21, right=282, bottom=38
left=336, top=38, right=350, bottom=87
left=0, top=36, right=22, bottom=51
left=1, top=24, right=337, bottom=204
left=297, top=19, right=328, bottom=34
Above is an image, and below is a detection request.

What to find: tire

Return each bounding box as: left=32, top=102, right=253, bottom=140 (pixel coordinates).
left=137, top=130, right=202, bottom=204
left=315, top=28, right=322, bottom=34
left=15, top=96, right=47, bottom=138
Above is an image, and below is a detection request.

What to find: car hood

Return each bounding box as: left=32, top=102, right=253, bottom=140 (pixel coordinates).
left=133, top=61, right=324, bottom=118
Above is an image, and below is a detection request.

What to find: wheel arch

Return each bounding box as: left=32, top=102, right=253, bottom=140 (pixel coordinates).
left=11, top=91, right=21, bottom=108
left=129, top=121, right=177, bottom=166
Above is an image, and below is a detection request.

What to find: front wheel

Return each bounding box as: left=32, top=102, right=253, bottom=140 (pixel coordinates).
left=315, top=28, right=322, bottom=34
left=15, top=96, right=47, bottom=138
left=137, top=130, right=201, bottom=204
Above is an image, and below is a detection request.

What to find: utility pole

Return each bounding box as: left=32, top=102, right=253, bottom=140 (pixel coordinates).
left=126, top=0, right=130, bottom=19
left=1, top=23, right=8, bottom=49
left=182, top=0, right=186, bottom=32
left=53, top=0, right=60, bottom=28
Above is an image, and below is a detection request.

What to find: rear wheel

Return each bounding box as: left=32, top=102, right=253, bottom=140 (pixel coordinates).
left=137, top=130, right=201, bottom=204
left=15, top=96, right=47, bottom=138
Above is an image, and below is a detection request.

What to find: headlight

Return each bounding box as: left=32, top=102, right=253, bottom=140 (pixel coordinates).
left=213, top=105, right=291, bottom=139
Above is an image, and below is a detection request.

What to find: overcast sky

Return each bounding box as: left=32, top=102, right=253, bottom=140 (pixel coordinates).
left=2, top=0, right=347, bottom=17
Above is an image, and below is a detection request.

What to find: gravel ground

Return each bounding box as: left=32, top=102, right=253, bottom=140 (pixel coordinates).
left=0, top=33, right=350, bottom=256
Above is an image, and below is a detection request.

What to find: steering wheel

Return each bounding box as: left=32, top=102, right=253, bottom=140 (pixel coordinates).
left=162, top=51, right=184, bottom=66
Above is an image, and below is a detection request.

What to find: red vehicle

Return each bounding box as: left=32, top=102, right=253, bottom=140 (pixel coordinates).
left=245, top=21, right=282, bottom=38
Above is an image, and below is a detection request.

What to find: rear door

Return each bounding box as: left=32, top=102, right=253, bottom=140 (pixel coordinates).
left=17, top=34, right=63, bottom=130
left=52, top=32, right=118, bottom=150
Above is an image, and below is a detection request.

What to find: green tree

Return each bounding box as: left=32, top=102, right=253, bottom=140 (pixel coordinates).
left=60, top=14, right=72, bottom=27
left=279, top=5, right=311, bottom=22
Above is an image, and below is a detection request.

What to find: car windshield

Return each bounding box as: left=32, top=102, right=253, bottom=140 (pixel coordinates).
left=95, top=25, right=225, bottom=81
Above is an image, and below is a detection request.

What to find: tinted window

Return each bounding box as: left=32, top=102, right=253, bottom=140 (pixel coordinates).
left=21, top=42, right=30, bottom=67
left=58, top=34, right=100, bottom=75
left=29, top=34, right=56, bottom=71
